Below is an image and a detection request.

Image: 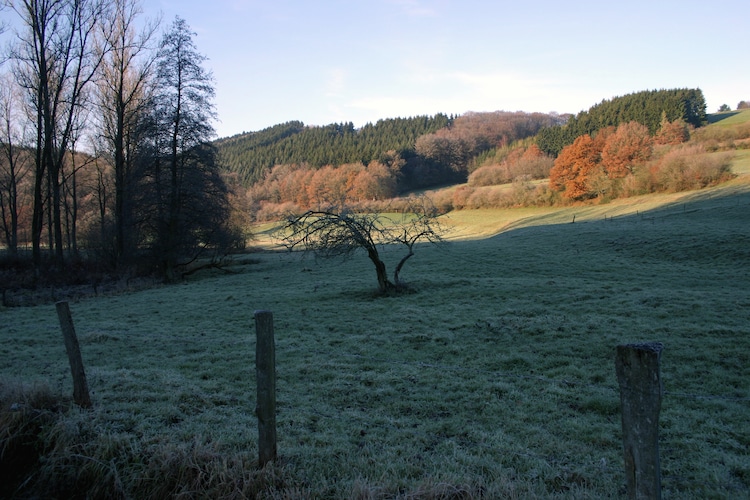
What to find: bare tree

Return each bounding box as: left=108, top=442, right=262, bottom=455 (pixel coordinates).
left=277, top=196, right=446, bottom=294
left=94, top=0, right=158, bottom=266
left=9, top=0, right=107, bottom=268
left=0, top=71, right=31, bottom=257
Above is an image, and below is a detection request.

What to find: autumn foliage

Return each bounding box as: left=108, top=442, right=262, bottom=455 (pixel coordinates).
left=551, top=121, right=658, bottom=200
left=248, top=154, right=405, bottom=220
left=654, top=113, right=690, bottom=145
left=601, top=122, right=653, bottom=178
left=549, top=133, right=608, bottom=200
left=468, top=144, right=553, bottom=187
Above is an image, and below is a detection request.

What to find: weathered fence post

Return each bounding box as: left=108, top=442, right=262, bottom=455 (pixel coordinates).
left=254, top=310, right=277, bottom=466
left=55, top=301, right=92, bottom=408
left=615, top=342, right=664, bottom=500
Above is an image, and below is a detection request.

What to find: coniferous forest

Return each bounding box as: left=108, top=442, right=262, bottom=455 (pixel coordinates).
left=535, top=88, right=708, bottom=156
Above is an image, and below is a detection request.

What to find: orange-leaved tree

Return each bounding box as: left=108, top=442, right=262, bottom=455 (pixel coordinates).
left=600, top=121, right=653, bottom=178
left=654, top=113, right=690, bottom=145
left=549, top=134, right=604, bottom=200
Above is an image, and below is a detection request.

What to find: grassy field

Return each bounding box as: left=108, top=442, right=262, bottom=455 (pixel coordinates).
left=2, top=165, right=749, bottom=497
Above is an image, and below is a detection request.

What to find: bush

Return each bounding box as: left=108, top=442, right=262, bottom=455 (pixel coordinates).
left=255, top=201, right=302, bottom=222
left=468, top=156, right=553, bottom=187
left=427, top=188, right=454, bottom=213
left=650, top=146, right=734, bottom=192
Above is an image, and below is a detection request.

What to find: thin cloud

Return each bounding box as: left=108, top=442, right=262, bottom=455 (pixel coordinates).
left=386, top=0, right=440, bottom=17
left=324, top=68, right=348, bottom=97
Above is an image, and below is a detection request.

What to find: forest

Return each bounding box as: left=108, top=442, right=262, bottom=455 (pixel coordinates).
left=219, top=87, right=742, bottom=221
left=535, top=88, right=708, bottom=155
left=0, top=1, right=240, bottom=282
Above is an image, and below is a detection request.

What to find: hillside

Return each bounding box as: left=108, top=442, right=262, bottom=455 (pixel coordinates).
left=216, top=111, right=564, bottom=192
left=217, top=88, right=709, bottom=192
left=249, top=110, right=750, bottom=246
left=216, top=115, right=452, bottom=185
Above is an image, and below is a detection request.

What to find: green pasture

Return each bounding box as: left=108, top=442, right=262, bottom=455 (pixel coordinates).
left=707, top=108, right=750, bottom=126
left=2, top=171, right=749, bottom=497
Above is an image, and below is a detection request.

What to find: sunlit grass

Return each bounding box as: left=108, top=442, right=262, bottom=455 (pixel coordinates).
left=708, top=108, right=750, bottom=126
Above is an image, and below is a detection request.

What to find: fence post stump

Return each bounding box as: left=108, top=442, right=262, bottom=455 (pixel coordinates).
left=615, top=342, right=663, bottom=500
left=55, top=301, right=92, bottom=408
left=254, top=310, right=276, bottom=466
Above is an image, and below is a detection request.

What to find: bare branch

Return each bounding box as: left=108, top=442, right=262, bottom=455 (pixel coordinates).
left=275, top=196, right=446, bottom=294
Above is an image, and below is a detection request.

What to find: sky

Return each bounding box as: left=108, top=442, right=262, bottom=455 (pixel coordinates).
left=6, top=0, right=750, bottom=138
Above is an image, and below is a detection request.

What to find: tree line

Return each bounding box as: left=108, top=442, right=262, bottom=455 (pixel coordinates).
left=0, top=0, right=237, bottom=281
left=221, top=111, right=560, bottom=196
left=234, top=112, right=561, bottom=219
left=217, top=115, right=453, bottom=186
left=536, top=88, right=707, bottom=156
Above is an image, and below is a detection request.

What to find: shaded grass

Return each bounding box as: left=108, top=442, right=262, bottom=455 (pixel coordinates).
left=1, top=180, right=750, bottom=497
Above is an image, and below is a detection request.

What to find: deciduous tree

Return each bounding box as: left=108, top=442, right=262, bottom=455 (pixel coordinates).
left=654, top=113, right=689, bottom=145
left=10, top=0, right=106, bottom=267
left=94, top=0, right=159, bottom=267
left=600, top=121, right=652, bottom=178
left=549, top=134, right=603, bottom=200
left=0, top=72, right=31, bottom=257
left=277, top=196, right=445, bottom=294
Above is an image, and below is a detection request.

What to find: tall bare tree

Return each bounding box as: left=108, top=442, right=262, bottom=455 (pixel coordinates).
left=0, top=72, right=31, bottom=257
left=94, top=0, right=158, bottom=266
left=9, top=0, right=106, bottom=268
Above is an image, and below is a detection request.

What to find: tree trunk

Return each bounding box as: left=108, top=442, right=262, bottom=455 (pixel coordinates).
left=374, top=257, right=390, bottom=293
left=365, top=244, right=391, bottom=293
left=393, top=248, right=415, bottom=286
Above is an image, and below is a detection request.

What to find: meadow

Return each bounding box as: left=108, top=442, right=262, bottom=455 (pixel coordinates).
left=1, top=159, right=750, bottom=497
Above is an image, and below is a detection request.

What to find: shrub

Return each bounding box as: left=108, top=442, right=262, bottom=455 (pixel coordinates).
left=651, top=146, right=734, bottom=192
left=468, top=164, right=512, bottom=187
left=451, top=186, right=473, bottom=210
left=468, top=154, right=552, bottom=187
left=428, top=189, right=454, bottom=213
left=255, top=201, right=301, bottom=222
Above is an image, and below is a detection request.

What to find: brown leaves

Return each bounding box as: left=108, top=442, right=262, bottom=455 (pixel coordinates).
left=550, top=122, right=654, bottom=200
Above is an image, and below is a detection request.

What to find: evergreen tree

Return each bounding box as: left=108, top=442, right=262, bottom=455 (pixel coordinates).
left=536, top=88, right=707, bottom=156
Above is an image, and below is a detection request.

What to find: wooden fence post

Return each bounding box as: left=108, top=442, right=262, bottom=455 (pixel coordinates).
left=615, top=342, right=664, bottom=500
left=254, top=310, right=277, bottom=466
left=55, top=301, right=92, bottom=409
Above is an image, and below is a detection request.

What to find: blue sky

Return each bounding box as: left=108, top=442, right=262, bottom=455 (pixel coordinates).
left=11, top=0, right=750, bottom=138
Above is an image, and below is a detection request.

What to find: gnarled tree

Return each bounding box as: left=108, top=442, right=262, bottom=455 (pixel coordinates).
left=277, top=196, right=445, bottom=294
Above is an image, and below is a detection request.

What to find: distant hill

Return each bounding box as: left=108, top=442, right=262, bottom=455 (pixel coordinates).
left=216, top=112, right=561, bottom=191
left=217, top=88, right=712, bottom=198
left=216, top=115, right=451, bottom=186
